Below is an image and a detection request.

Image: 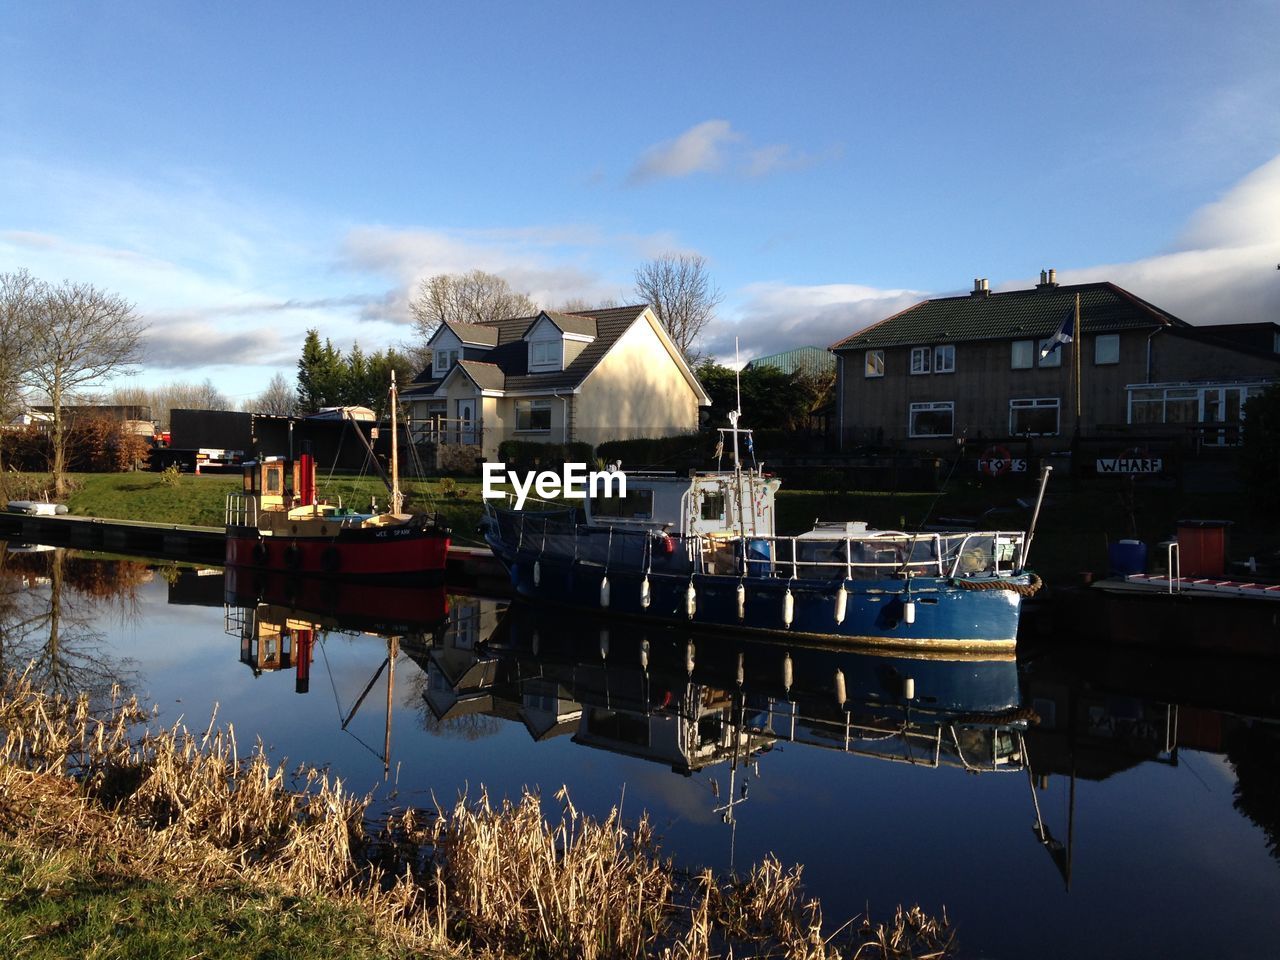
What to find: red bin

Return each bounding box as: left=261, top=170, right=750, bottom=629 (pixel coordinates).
left=1175, top=520, right=1231, bottom=578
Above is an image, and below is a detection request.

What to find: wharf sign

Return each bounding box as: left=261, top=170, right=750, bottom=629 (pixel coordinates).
left=482, top=462, right=625, bottom=510
left=1095, top=457, right=1164, bottom=474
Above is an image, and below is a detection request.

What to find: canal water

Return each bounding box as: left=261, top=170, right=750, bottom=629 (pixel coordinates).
left=3, top=546, right=1279, bottom=959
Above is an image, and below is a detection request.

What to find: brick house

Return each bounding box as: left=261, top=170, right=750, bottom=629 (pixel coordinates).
left=829, top=271, right=1280, bottom=454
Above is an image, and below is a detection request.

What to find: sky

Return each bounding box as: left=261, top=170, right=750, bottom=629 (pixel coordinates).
left=2, top=1, right=1279, bottom=404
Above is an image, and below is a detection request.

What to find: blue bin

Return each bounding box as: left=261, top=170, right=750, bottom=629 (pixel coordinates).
left=1108, top=539, right=1147, bottom=576
left=747, top=539, right=772, bottom=577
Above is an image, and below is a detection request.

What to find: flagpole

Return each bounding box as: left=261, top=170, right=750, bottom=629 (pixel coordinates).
left=1074, top=292, right=1082, bottom=429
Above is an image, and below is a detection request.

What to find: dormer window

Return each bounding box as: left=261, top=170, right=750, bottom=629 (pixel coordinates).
left=529, top=338, right=561, bottom=372
left=433, top=349, right=460, bottom=376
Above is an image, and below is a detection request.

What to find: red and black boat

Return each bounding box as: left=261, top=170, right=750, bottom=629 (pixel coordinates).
left=224, top=375, right=450, bottom=580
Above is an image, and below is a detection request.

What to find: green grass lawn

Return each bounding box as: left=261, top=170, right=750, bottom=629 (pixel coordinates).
left=0, top=845, right=420, bottom=960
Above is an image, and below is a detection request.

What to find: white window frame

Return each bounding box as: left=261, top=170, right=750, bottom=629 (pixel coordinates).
left=1037, top=339, right=1062, bottom=368
left=1011, top=340, right=1033, bottom=370
left=1009, top=397, right=1060, bottom=437
left=433, top=348, right=460, bottom=376
left=529, top=339, right=561, bottom=372
left=908, top=401, right=954, bottom=438
left=515, top=399, right=553, bottom=433
left=933, top=344, right=955, bottom=374
left=910, top=346, right=931, bottom=375
left=1094, top=334, right=1119, bottom=365
left=865, top=349, right=884, bottom=378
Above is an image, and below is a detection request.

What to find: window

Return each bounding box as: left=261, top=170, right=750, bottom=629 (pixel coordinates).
left=1094, top=334, right=1119, bottom=365
left=865, top=349, right=884, bottom=377
left=933, top=344, right=955, bottom=374
left=515, top=399, right=552, bottom=432
left=530, top=339, right=560, bottom=370
left=1037, top=339, right=1062, bottom=368
left=1009, top=398, right=1060, bottom=436
left=910, top=346, right=931, bottom=375
left=908, top=401, right=954, bottom=438
left=1011, top=340, right=1033, bottom=369
left=433, top=348, right=459, bottom=376
left=699, top=491, right=726, bottom=521
left=592, top=488, right=654, bottom=520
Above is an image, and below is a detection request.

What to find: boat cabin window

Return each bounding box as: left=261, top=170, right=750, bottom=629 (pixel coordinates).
left=592, top=488, right=654, bottom=520
left=699, top=491, right=725, bottom=521
left=264, top=464, right=283, bottom=495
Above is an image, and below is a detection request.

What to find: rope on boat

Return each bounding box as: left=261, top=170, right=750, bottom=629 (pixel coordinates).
left=948, top=572, right=1043, bottom=597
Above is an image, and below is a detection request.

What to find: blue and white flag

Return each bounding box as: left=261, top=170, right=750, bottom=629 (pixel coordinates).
left=1040, top=306, right=1075, bottom=359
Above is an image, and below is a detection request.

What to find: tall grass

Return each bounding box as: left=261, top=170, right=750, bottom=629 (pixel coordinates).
left=0, top=671, right=955, bottom=958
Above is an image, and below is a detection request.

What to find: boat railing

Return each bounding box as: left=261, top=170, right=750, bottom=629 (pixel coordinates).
left=745, top=697, right=1025, bottom=771
left=494, top=506, right=1027, bottom=582
left=225, top=493, right=258, bottom=529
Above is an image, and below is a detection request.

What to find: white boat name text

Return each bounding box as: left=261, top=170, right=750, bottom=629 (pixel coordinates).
left=482, top=463, right=626, bottom=510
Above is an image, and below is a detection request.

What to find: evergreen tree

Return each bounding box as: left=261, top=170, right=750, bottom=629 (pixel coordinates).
left=295, top=329, right=345, bottom=413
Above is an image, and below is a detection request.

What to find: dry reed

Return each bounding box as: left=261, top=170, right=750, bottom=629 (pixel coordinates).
left=0, top=670, right=956, bottom=959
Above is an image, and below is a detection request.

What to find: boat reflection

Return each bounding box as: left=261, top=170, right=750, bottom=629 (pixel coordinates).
left=414, top=599, right=1031, bottom=785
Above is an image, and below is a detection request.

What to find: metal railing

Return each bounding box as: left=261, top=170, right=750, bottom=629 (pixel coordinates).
left=488, top=504, right=1026, bottom=581
left=225, top=493, right=258, bottom=528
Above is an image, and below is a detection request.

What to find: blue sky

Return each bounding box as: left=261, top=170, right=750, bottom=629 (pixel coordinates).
left=3, top=1, right=1278, bottom=403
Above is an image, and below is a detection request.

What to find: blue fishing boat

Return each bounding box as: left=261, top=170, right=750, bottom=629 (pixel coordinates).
left=482, top=414, right=1049, bottom=653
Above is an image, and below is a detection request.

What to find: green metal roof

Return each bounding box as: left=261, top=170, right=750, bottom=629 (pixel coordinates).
left=830, top=282, right=1190, bottom=351
left=745, top=346, right=836, bottom=378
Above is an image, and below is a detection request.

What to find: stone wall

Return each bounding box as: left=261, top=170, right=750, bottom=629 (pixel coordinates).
left=436, top=442, right=483, bottom=474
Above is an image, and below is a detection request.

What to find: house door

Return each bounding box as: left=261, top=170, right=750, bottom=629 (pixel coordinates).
left=456, top=398, right=476, bottom=444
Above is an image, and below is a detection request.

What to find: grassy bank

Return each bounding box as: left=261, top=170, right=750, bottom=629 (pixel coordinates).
left=3, top=471, right=492, bottom=547
left=0, top=674, right=953, bottom=959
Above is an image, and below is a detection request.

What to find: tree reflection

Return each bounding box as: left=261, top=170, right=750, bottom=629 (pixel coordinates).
left=0, top=546, right=139, bottom=704
left=1227, top=722, right=1280, bottom=863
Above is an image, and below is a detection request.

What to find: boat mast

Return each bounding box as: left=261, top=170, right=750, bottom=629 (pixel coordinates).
left=389, top=372, right=403, bottom=515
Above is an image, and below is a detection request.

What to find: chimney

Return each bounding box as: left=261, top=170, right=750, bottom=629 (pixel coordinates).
left=1036, top=267, right=1060, bottom=290
left=971, top=277, right=991, bottom=298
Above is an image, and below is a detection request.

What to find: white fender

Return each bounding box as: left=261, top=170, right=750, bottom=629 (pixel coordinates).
left=533, top=560, right=541, bottom=586
left=640, top=638, right=650, bottom=671
left=685, top=581, right=697, bottom=619
left=834, top=585, right=848, bottom=625
left=903, top=599, right=916, bottom=624
left=736, top=581, right=746, bottom=621
left=685, top=640, right=696, bottom=675
left=600, top=575, right=610, bottom=608
left=640, top=576, right=651, bottom=609
left=783, top=587, right=795, bottom=628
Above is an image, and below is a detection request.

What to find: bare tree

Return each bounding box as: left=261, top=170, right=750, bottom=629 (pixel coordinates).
left=555, top=296, right=620, bottom=314
left=633, top=253, right=722, bottom=363
left=110, top=378, right=230, bottom=430
left=409, top=270, right=537, bottom=342
left=0, top=271, right=39, bottom=469
left=22, top=278, right=146, bottom=496
left=244, top=371, right=296, bottom=415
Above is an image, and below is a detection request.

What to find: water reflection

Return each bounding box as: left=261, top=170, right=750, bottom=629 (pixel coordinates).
left=7, top=545, right=1280, bottom=955
left=0, top=545, right=141, bottom=701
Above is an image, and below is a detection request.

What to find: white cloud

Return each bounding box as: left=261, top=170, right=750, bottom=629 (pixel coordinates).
left=1051, top=152, right=1280, bottom=325
left=629, top=120, right=741, bottom=184
left=704, top=282, right=925, bottom=362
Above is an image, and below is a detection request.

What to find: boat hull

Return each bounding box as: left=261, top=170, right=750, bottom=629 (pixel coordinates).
left=496, top=552, right=1025, bottom=652
left=226, top=523, right=449, bottom=580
